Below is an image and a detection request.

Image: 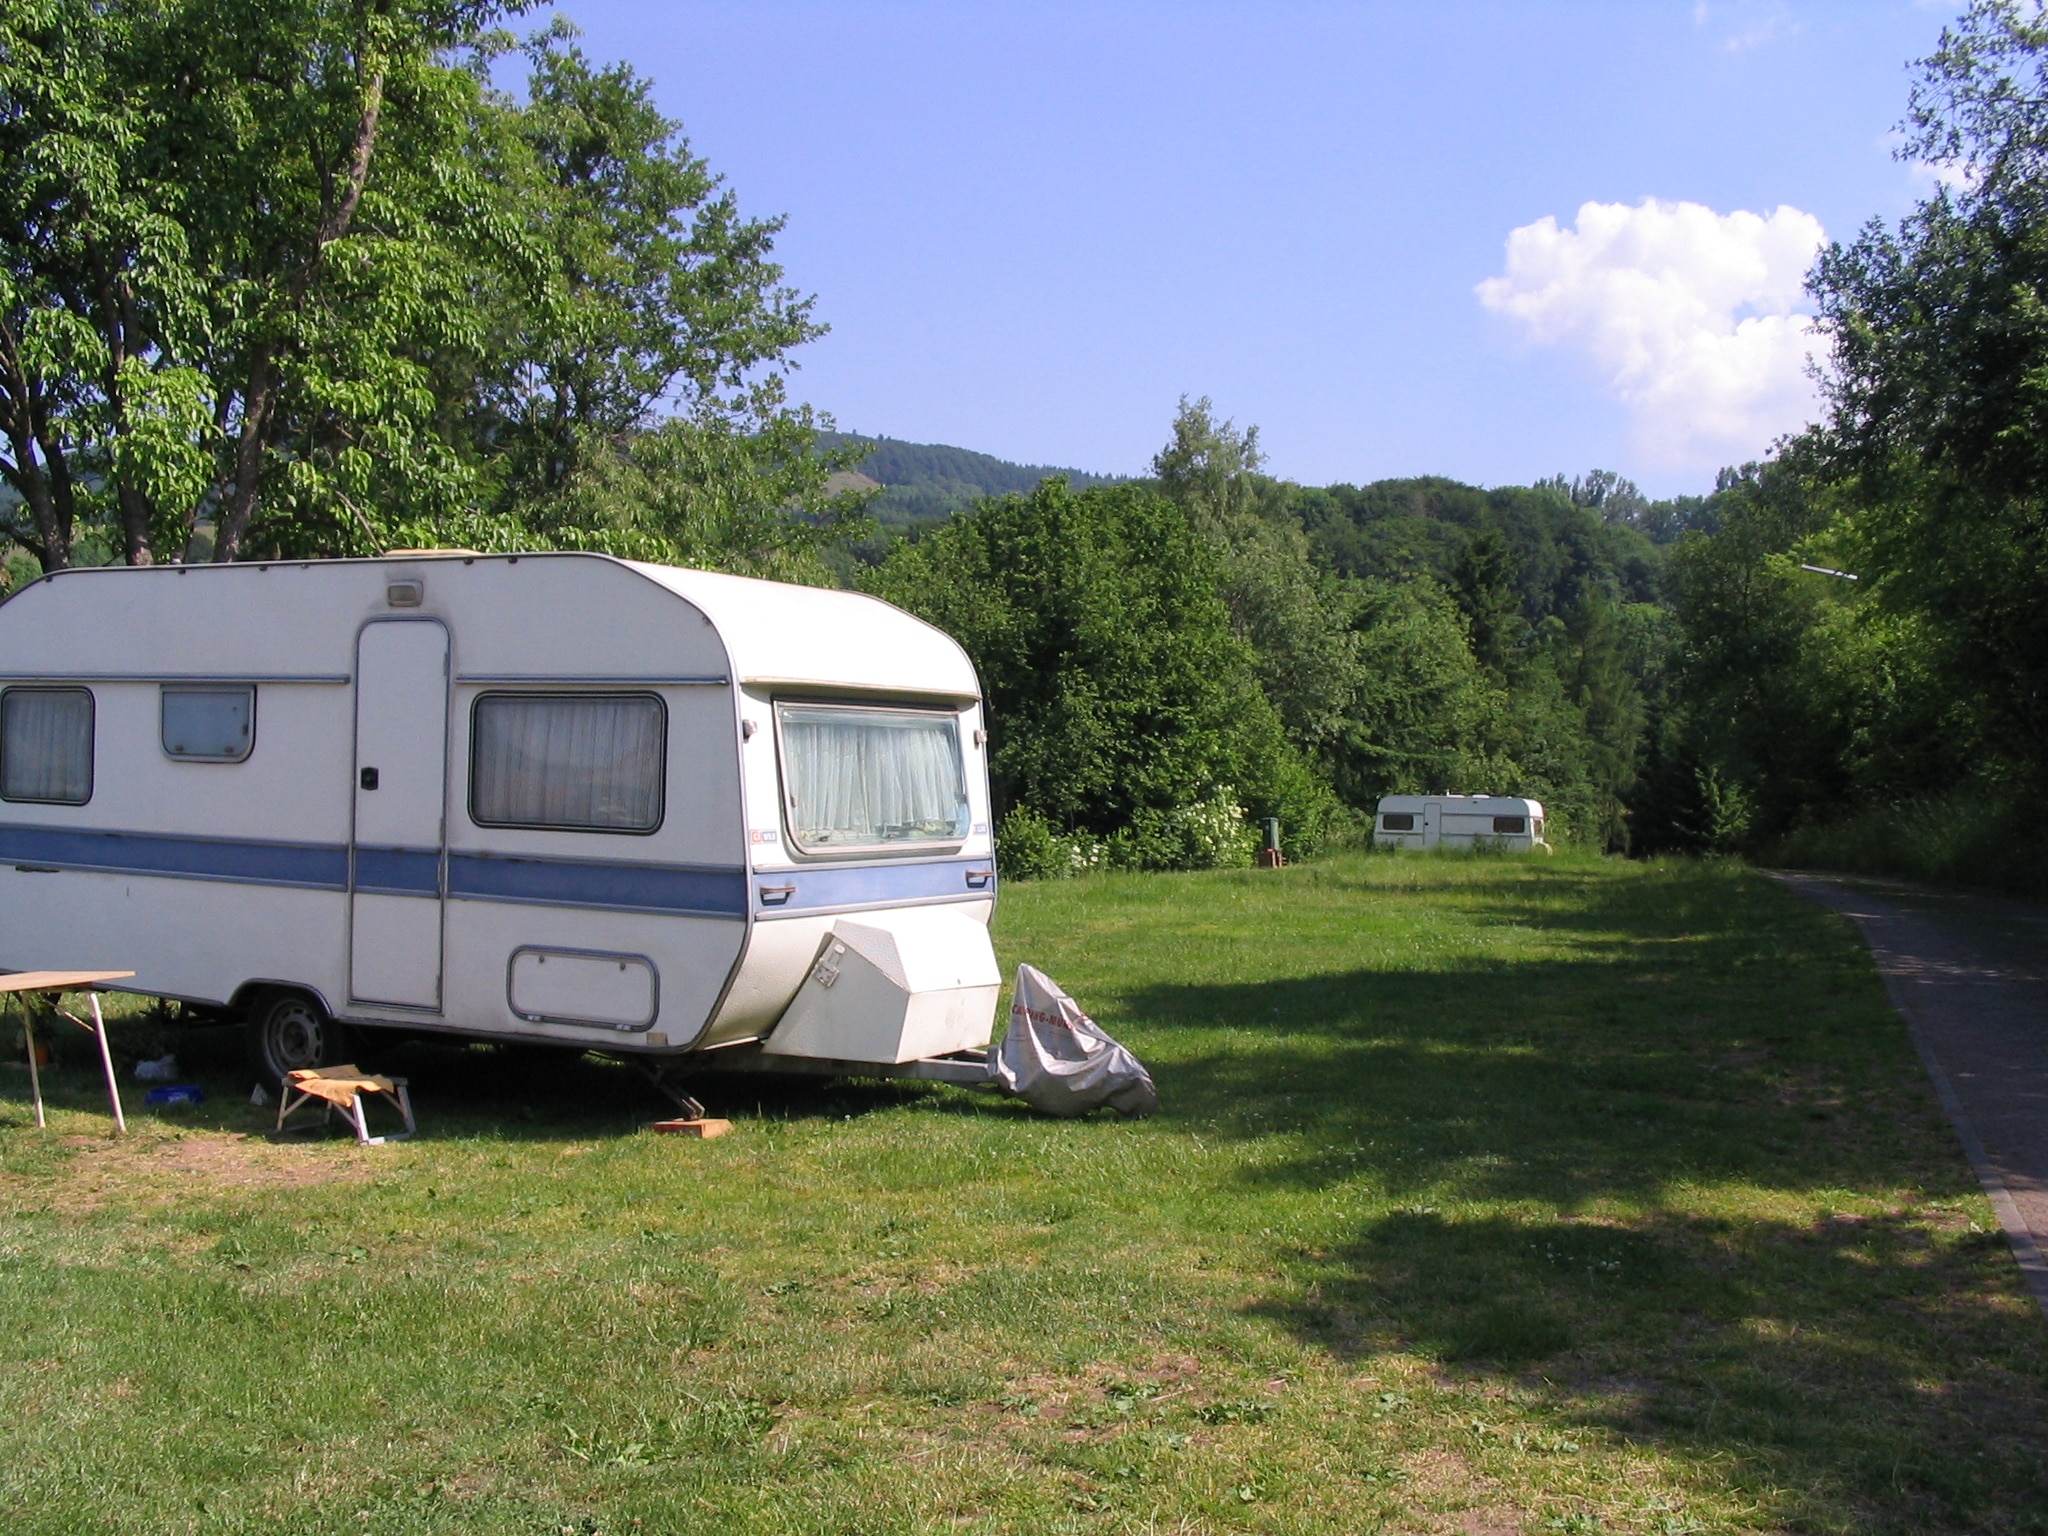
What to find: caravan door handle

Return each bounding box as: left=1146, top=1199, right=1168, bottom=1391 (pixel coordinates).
left=758, top=883, right=795, bottom=906
left=965, top=867, right=994, bottom=889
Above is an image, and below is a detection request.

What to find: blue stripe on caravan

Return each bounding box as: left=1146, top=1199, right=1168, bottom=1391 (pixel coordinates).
left=0, top=821, right=347, bottom=889
left=755, top=856, right=994, bottom=913
left=448, top=851, right=747, bottom=918
left=353, top=846, right=441, bottom=897
left=0, top=822, right=988, bottom=919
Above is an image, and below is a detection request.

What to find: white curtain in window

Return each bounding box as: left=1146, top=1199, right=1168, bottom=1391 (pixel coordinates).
left=780, top=705, right=966, bottom=847
left=1, top=688, right=93, bottom=804
left=472, top=695, right=663, bottom=831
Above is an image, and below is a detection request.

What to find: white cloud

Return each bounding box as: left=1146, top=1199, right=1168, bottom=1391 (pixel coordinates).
left=1475, top=198, right=1827, bottom=470
left=1692, top=1, right=1799, bottom=53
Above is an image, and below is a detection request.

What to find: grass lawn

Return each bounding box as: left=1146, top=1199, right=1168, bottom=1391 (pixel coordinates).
left=2, top=853, right=2044, bottom=1534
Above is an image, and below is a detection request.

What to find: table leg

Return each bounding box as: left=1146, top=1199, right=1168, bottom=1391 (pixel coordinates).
left=22, top=1005, right=44, bottom=1130
left=88, top=993, right=125, bottom=1135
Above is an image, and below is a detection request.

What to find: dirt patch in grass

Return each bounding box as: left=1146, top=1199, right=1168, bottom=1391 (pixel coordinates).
left=2, top=1130, right=373, bottom=1211
left=1451, top=1511, right=1531, bottom=1536
left=1394, top=1447, right=1532, bottom=1535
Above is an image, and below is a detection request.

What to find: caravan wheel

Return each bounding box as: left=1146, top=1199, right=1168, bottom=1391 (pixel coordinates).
left=247, top=992, right=353, bottom=1091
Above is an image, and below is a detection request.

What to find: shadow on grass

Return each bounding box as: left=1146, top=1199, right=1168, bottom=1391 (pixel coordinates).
left=1107, top=862, right=2048, bottom=1532
left=1267, top=1206, right=2038, bottom=1531
left=0, top=1016, right=955, bottom=1142
left=1114, top=860, right=1943, bottom=1196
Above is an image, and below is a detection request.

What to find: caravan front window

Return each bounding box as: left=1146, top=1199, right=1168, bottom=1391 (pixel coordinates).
left=776, top=702, right=968, bottom=853
left=0, top=687, right=93, bottom=805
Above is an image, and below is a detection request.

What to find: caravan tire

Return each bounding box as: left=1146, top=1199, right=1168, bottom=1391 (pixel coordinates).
left=247, top=992, right=354, bottom=1092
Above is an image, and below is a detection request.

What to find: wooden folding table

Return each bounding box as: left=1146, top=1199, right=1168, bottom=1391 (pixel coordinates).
left=0, top=971, right=135, bottom=1133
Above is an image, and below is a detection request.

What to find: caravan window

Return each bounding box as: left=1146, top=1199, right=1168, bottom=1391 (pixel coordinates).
left=162, top=686, right=254, bottom=761
left=777, top=702, right=968, bottom=853
left=0, top=687, right=94, bottom=805
left=470, top=693, right=665, bottom=833
left=1492, top=816, right=1526, bottom=835
left=1381, top=812, right=1415, bottom=831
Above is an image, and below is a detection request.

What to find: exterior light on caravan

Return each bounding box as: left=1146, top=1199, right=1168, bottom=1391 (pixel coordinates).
left=386, top=579, right=423, bottom=608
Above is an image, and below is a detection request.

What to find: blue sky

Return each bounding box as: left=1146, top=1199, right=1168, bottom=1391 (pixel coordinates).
left=543, top=2, right=1956, bottom=496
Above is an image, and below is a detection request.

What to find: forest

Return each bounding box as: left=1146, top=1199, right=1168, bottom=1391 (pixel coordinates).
left=2, top=0, right=2043, bottom=893
left=814, top=433, right=1118, bottom=527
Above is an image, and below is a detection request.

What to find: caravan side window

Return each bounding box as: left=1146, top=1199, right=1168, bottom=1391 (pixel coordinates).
left=0, top=687, right=94, bottom=805
left=1381, top=812, right=1415, bottom=831
left=162, top=686, right=254, bottom=761
left=470, top=693, right=665, bottom=833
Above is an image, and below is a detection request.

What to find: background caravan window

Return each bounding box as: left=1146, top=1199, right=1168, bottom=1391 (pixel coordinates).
left=471, top=693, right=665, bottom=833
left=777, top=702, right=969, bottom=853
left=0, top=687, right=94, bottom=804
left=161, top=685, right=254, bottom=761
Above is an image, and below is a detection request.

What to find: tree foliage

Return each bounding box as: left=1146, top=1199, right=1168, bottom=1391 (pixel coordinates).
left=1809, top=0, right=2048, bottom=773
left=864, top=476, right=1328, bottom=863
left=0, top=1, right=855, bottom=576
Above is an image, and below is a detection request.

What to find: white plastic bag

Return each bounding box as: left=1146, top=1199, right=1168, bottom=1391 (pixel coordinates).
left=990, top=964, right=1157, bottom=1118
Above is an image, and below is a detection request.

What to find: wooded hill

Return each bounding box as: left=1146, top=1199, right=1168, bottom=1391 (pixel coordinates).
left=816, top=433, right=1122, bottom=525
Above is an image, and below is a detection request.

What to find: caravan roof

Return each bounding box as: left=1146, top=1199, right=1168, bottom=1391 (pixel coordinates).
left=627, top=560, right=978, bottom=699
left=2, top=552, right=980, bottom=703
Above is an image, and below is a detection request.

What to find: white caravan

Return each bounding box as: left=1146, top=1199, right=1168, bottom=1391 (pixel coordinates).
left=0, top=553, right=1001, bottom=1087
left=1372, top=794, right=1548, bottom=852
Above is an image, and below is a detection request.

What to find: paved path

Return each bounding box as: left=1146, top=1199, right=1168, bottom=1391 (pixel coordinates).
left=1773, top=872, right=2048, bottom=1317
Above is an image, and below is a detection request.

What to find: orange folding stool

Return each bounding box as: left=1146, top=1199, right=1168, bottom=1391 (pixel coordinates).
left=276, top=1065, right=416, bottom=1146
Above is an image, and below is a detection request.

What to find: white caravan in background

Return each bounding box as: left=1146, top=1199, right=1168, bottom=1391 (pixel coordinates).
left=0, top=553, right=1000, bottom=1087
left=1372, top=794, right=1548, bottom=852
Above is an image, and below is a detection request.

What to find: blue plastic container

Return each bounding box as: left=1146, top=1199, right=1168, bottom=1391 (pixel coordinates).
left=144, top=1084, right=206, bottom=1107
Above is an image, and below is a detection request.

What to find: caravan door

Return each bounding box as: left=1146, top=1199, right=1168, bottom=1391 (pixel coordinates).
left=350, top=620, right=450, bottom=1009
left=1422, top=799, right=1443, bottom=851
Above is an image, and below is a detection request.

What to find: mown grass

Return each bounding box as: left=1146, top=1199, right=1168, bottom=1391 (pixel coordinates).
left=1, top=853, right=2043, bottom=1535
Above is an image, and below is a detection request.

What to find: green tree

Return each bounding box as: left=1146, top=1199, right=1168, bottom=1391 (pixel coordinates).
left=1325, top=577, right=1499, bottom=805
left=1451, top=521, right=1523, bottom=676
left=1554, top=591, right=1647, bottom=847
left=512, top=409, right=869, bottom=584
left=864, top=477, right=1327, bottom=857
left=1, top=0, right=214, bottom=568
left=0, top=0, right=520, bottom=566
left=476, top=33, right=840, bottom=534
left=1150, top=396, right=1361, bottom=753
left=1809, top=0, right=2048, bottom=775
left=0, top=3, right=851, bottom=575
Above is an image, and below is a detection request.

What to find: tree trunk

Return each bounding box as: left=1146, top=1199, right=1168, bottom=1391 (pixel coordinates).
left=211, top=351, right=275, bottom=564
left=29, top=416, right=78, bottom=569
left=118, top=484, right=155, bottom=565
left=4, top=442, right=66, bottom=571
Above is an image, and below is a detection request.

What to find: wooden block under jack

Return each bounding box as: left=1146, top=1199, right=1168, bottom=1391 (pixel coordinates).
left=649, top=1118, right=732, bottom=1138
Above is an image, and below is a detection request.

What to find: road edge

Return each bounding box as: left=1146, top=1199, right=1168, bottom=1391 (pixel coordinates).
left=1769, top=870, right=2048, bottom=1321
